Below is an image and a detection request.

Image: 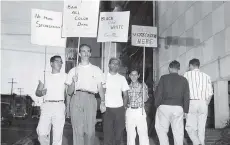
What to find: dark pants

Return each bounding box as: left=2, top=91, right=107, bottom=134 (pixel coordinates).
left=103, top=106, right=125, bottom=145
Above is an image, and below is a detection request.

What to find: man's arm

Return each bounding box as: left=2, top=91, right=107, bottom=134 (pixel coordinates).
left=99, top=83, right=106, bottom=113
left=121, top=76, right=130, bottom=108
left=122, top=90, right=129, bottom=108
left=183, top=79, right=190, bottom=113
left=67, top=81, right=75, bottom=96
left=65, top=84, right=71, bottom=103
left=154, top=76, right=164, bottom=108
left=206, top=76, right=213, bottom=105
left=143, top=83, right=149, bottom=102
left=66, top=70, right=78, bottom=96
left=35, top=80, right=46, bottom=97
left=98, top=82, right=105, bottom=102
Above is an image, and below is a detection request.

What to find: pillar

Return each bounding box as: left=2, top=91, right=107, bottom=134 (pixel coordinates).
left=214, top=80, right=229, bottom=128
left=102, top=42, right=117, bottom=74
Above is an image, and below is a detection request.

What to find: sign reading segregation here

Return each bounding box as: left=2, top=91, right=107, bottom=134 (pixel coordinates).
left=131, top=25, right=157, bottom=47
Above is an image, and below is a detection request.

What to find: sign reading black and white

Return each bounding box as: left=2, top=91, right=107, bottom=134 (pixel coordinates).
left=97, top=11, right=130, bottom=42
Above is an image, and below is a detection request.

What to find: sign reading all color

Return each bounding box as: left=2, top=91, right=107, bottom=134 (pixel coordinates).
left=131, top=25, right=157, bottom=47
left=62, top=0, right=100, bottom=37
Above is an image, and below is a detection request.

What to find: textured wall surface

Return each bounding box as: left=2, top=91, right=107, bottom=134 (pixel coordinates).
left=157, top=1, right=230, bottom=82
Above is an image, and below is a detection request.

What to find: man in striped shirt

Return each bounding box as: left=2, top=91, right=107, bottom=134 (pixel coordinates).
left=184, top=58, right=213, bottom=145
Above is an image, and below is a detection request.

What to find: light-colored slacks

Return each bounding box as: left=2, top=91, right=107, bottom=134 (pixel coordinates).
left=70, top=91, right=97, bottom=145
left=65, top=94, right=71, bottom=118
left=155, top=105, right=184, bottom=145
left=37, top=102, right=65, bottom=145
left=126, top=108, right=150, bottom=145
left=185, top=100, right=208, bottom=145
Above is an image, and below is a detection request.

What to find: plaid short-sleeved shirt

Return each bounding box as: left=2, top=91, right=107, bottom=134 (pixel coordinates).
left=128, top=82, right=149, bottom=108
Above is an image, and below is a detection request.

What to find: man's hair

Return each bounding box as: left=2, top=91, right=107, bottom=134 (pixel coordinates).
left=109, top=57, right=121, bottom=65
left=79, top=44, right=92, bottom=52
left=128, top=67, right=141, bottom=75
left=127, top=67, right=141, bottom=84
left=50, top=55, right=62, bottom=63
left=189, top=58, right=200, bottom=67
left=169, top=60, right=180, bottom=70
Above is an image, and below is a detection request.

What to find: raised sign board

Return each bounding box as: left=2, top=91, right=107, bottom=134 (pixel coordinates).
left=131, top=25, right=157, bottom=47
left=97, top=11, right=130, bottom=42
left=31, top=9, right=66, bottom=47
left=62, top=0, right=100, bottom=37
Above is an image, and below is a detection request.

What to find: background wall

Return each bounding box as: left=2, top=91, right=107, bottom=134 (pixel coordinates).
left=157, top=1, right=230, bottom=82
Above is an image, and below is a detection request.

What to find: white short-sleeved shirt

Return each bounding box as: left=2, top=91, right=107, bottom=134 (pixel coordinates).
left=104, top=73, right=129, bottom=108
left=40, top=72, right=67, bottom=101
left=65, top=63, right=104, bottom=93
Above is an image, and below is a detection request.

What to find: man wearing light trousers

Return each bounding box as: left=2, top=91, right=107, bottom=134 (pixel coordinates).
left=36, top=55, right=66, bottom=145
left=155, top=60, right=190, bottom=145
left=184, top=58, right=213, bottom=145
left=66, top=44, right=105, bottom=145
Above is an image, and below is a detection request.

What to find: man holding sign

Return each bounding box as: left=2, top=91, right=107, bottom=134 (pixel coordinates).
left=126, top=67, right=150, bottom=145
left=65, top=44, right=105, bottom=145
left=36, top=55, right=67, bottom=145
left=103, top=57, right=129, bottom=145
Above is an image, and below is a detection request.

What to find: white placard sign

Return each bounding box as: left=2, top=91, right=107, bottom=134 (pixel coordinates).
left=62, top=0, right=100, bottom=37
left=131, top=25, right=157, bottom=47
left=31, top=9, right=66, bottom=47
left=97, top=11, right=130, bottom=42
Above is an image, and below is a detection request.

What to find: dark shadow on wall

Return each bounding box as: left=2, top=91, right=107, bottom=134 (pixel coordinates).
left=159, top=36, right=201, bottom=50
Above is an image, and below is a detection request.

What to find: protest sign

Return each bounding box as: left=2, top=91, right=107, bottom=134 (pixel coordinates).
left=31, top=9, right=66, bottom=47
left=131, top=25, right=157, bottom=47
left=62, top=0, right=100, bottom=37
left=97, top=11, right=130, bottom=42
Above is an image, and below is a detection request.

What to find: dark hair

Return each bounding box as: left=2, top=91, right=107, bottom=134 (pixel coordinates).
left=189, top=58, right=200, bottom=67
left=127, top=67, right=142, bottom=84
left=128, top=67, right=141, bottom=75
left=109, top=57, right=121, bottom=65
left=169, top=60, right=180, bottom=70
left=79, top=44, right=92, bottom=53
left=50, top=55, right=62, bottom=63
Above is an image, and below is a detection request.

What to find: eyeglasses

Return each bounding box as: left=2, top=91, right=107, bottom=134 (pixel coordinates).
left=54, top=60, right=63, bottom=64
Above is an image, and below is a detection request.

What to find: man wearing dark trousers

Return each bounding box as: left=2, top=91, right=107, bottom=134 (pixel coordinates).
left=102, top=57, right=129, bottom=145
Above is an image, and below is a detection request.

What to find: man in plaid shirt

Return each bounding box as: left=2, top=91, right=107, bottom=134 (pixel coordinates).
left=126, top=68, right=150, bottom=145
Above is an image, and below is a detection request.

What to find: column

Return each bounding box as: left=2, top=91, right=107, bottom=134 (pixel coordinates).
left=214, top=80, right=229, bottom=128
left=102, top=42, right=117, bottom=74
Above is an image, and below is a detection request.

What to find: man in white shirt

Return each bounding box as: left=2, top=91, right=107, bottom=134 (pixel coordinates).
left=65, top=44, right=105, bottom=145
left=184, top=58, right=213, bottom=145
left=35, top=55, right=66, bottom=145
left=103, top=57, right=129, bottom=145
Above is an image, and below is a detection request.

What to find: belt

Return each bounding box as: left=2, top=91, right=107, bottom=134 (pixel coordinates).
left=130, top=106, right=143, bottom=109
left=76, top=90, right=95, bottom=95
left=44, top=100, right=64, bottom=102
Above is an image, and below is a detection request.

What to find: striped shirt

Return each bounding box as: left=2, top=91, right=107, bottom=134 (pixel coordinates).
left=184, top=69, right=213, bottom=100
